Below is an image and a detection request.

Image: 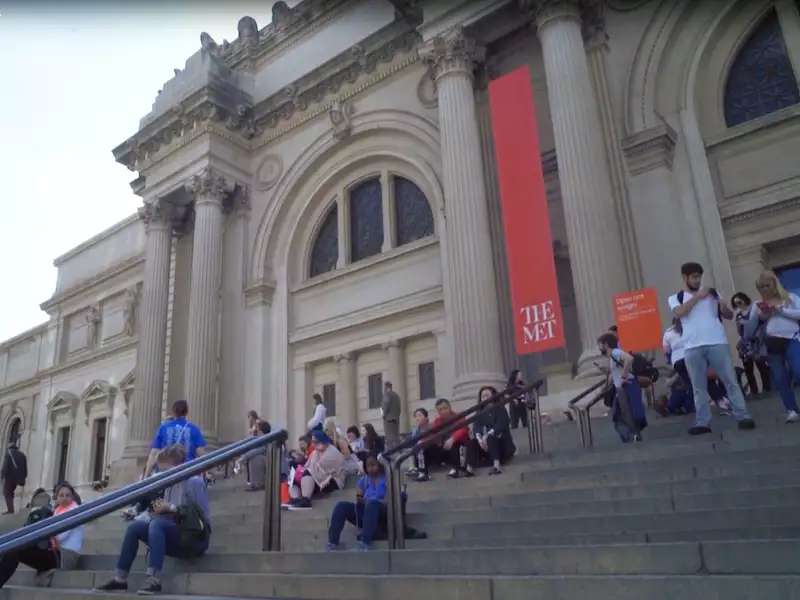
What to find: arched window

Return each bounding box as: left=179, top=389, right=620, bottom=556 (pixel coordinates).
left=724, top=10, right=800, bottom=127
left=394, top=176, right=434, bottom=246
left=349, top=178, right=383, bottom=262
left=309, top=204, right=339, bottom=277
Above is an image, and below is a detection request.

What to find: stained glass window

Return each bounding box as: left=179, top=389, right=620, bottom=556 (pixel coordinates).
left=394, top=176, right=434, bottom=246
left=349, top=178, right=384, bottom=262
left=309, top=204, right=338, bottom=277
left=724, top=11, right=800, bottom=127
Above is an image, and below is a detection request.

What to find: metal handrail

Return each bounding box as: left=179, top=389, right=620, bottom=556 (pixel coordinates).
left=0, top=429, right=288, bottom=557
left=568, top=378, right=611, bottom=449
left=380, top=381, right=542, bottom=549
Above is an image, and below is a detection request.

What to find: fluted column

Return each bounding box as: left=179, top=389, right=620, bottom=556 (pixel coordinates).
left=184, top=169, right=234, bottom=443
left=335, top=353, right=357, bottom=428
left=523, top=0, right=629, bottom=372
left=421, top=29, right=506, bottom=402
left=125, top=201, right=173, bottom=457
left=383, top=340, right=409, bottom=430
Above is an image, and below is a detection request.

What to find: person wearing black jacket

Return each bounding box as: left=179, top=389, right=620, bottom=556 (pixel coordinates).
left=506, top=370, right=529, bottom=429
left=469, top=386, right=516, bottom=475
left=1, top=442, right=27, bottom=514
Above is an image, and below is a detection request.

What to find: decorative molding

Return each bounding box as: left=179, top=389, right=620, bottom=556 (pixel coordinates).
left=621, top=122, right=677, bottom=175
left=721, top=196, right=800, bottom=226
left=329, top=98, right=354, bottom=141
left=519, top=0, right=581, bottom=31
left=122, top=287, right=138, bottom=337
left=416, top=66, right=438, bottom=109
left=47, top=391, right=79, bottom=432
left=185, top=168, right=237, bottom=205
left=40, top=255, right=145, bottom=313
left=244, top=280, right=277, bottom=307
left=334, top=351, right=355, bottom=363
left=40, top=338, right=138, bottom=379
left=255, top=155, right=284, bottom=191
left=80, top=380, right=116, bottom=425
left=419, top=27, right=486, bottom=82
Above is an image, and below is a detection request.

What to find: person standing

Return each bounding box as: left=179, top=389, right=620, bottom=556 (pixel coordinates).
left=506, top=370, right=529, bottom=429
left=1, top=441, right=27, bottom=515
left=668, top=262, right=755, bottom=435
left=732, top=292, right=771, bottom=395
left=381, top=381, right=401, bottom=449
left=307, top=394, right=327, bottom=434
left=751, top=270, right=800, bottom=423
left=143, top=400, right=207, bottom=478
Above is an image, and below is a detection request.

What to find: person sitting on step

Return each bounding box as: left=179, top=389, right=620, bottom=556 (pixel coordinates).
left=235, top=420, right=273, bottom=492
left=407, top=407, right=432, bottom=482
left=323, top=418, right=361, bottom=476
left=95, top=444, right=211, bottom=596
left=327, top=456, right=387, bottom=551
left=0, top=482, right=84, bottom=589
left=358, top=423, right=385, bottom=463
left=429, top=398, right=473, bottom=479
left=287, top=430, right=346, bottom=510
left=468, top=386, right=516, bottom=475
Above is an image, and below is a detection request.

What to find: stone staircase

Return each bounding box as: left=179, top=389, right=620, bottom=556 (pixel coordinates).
left=5, top=392, right=800, bottom=599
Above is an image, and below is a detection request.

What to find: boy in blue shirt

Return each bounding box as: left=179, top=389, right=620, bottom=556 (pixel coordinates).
left=327, top=456, right=386, bottom=551
left=144, top=400, right=207, bottom=478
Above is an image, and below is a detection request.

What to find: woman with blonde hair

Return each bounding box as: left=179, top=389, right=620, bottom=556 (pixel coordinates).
left=749, top=270, right=800, bottom=422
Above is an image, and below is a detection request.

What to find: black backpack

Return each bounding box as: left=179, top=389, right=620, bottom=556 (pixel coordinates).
left=631, top=353, right=659, bottom=382
left=175, top=501, right=211, bottom=558
left=25, top=505, right=54, bottom=550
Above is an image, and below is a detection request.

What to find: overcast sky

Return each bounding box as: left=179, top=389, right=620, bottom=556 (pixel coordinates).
left=0, top=1, right=283, bottom=341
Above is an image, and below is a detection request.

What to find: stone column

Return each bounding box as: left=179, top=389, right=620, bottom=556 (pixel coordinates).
left=421, top=28, right=506, bottom=402
left=383, top=340, right=409, bottom=430
left=184, top=169, right=235, bottom=444
left=124, top=201, right=173, bottom=458
left=522, top=0, right=629, bottom=372
left=335, top=352, right=357, bottom=428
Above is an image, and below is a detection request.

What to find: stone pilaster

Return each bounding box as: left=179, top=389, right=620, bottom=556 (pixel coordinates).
left=420, top=28, right=506, bottom=401
left=335, top=352, right=357, bottom=429
left=383, top=340, right=409, bottom=430
left=124, top=200, right=174, bottom=458
left=522, top=0, right=629, bottom=373
left=184, top=168, right=235, bottom=444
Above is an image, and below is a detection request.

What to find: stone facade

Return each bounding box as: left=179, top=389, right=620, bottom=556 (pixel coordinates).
left=3, top=0, right=800, bottom=498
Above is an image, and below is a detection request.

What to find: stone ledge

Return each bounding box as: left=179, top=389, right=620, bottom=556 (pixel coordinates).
left=622, top=122, right=677, bottom=175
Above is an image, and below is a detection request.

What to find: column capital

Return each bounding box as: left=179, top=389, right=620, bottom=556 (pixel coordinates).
left=519, top=0, right=581, bottom=31
left=185, top=168, right=236, bottom=206
left=381, top=339, right=403, bottom=351
left=419, top=27, right=485, bottom=82
left=334, top=351, right=355, bottom=363
left=137, top=199, right=173, bottom=231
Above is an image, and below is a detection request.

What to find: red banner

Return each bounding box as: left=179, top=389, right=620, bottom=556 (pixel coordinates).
left=613, top=288, right=663, bottom=353
left=489, top=67, right=565, bottom=354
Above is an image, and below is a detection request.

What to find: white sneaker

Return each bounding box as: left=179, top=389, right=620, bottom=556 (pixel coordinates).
left=786, top=410, right=800, bottom=423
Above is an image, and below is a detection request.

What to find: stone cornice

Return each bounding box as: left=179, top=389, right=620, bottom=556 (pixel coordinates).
left=244, top=280, right=277, bottom=307
left=721, top=196, right=800, bottom=226
left=419, top=27, right=486, bottom=81
left=0, top=375, right=43, bottom=399
left=0, top=323, right=48, bottom=354
left=621, top=122, right=677, bottom=175
left=41, top=338, right=138, bottom=380
left=114, top=21, right=420, bottom=174
left=54, top=213, right=140, bottom=266
left=40, top=255, right=145, bottom=313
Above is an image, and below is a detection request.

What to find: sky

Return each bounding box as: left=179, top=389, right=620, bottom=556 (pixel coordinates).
left=0, top=1, right=284, bottom=341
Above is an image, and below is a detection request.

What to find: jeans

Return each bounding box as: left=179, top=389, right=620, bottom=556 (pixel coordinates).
left=508, top=402, right=528, bottom=429
left=0, top=547, right=59, bottom=588
left=117, top=517, right=182, bottom=574
left=767, top=339, right=800, bottom=413
left=684, top=344, right=751, bottom=427
left=328, top=500, right=385, bottom=545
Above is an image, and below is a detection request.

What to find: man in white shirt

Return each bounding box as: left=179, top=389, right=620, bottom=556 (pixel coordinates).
left=668, top=262, right=755, bottom=435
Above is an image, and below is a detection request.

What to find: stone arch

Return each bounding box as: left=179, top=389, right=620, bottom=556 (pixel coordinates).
left=1, top=409, right=24, bottom=448
left=249, top=108, right=444, bottom=287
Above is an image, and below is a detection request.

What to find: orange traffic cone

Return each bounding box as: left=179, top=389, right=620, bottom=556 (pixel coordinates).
left=280, top=481, right=290, bottom=504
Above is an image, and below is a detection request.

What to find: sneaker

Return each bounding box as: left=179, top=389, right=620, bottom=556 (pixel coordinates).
left=689, top=426, right=713, bottom=436
left=357, top=541, right=370, bottom=552
left=787, top=411, right=800, bottom=423
left=326, top=542, right=342, bottom=551
left=95, top=579, right=129, bottom=592
left=446, top=469, right=459, bottom=479
left=414, top=473, right=430, bottom=482
left=137, top=576, right=162, bottom=595
left=405, top=467, right=419, bottom=477
left=738, top=418, right=756, bottom=430
left=633, top=434, right=643, bottom=443
left=288, top=497, right=312, bottom=510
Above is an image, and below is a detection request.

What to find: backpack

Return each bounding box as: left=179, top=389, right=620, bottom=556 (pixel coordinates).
left=175, top=501, right=211, bottom=558
left=25, top=505, right=54, bottom=550
left=612, top=353, right=660, bottom=383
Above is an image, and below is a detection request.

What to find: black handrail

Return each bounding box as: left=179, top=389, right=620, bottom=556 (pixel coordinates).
left=383, top=380, right=543, bottom=460
left=567, top=378, right=608, bottom=408
left=0, top=429, right=288, bottom=557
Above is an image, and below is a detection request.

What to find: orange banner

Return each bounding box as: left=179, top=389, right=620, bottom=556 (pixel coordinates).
left=489, top=67, right=565, bottom=354
left=614, top=288, right=663, bottom=353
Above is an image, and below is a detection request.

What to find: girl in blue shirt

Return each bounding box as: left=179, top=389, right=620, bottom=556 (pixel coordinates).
left=327, top=457, right=386, bottom=551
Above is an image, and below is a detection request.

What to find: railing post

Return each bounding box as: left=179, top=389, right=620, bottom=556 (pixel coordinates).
left=261, top=443, right=282, bottom=552
left=575, top=408, right=594, bottom=449
left=526, top=387, right=544, bottom=455
left=391, top=458, right=406, bottom=550
left=381, top=456, right=398, bottom=550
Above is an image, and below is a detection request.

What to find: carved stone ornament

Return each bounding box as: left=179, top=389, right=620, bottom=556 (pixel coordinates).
left=137, top=200, right=172, bottom=228
left=518, top=0, right=581, bottom=30
left=237, top=16, right=259, bottom=46
left=122, top=287, right=138, bottom=337
left=417, top=66, right=438, bottom=108
left=186, top=168, right=235, bottom=204
left=255, top=154, right=283, bottom=191
left=272, top=1, right=297, bottom=31
left=329, top=99, right=354, bottom=141
left=419, top=28, right=486, bottom=82
left=85, top=305, right=101, bottom=347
